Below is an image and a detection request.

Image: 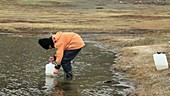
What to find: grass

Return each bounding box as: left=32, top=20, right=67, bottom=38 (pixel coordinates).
left=0, top=0, right=170, bottom=34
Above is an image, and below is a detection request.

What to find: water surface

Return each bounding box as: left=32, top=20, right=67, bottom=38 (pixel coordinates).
left=0, top=34, right=134, bottom=96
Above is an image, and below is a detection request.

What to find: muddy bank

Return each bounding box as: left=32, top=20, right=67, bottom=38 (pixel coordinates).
left=93, top=30, right=170, bottom=96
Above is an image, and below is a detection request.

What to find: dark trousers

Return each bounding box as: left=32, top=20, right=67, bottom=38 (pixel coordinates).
left=61, top=48, right=81, bottom=74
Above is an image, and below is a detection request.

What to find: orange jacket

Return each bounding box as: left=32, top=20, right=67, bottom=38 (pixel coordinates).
left=52, top=32, right=85, bottom=63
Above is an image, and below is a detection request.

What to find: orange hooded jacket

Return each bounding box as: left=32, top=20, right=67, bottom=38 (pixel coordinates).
left=52, top=32, right=85, bottom=63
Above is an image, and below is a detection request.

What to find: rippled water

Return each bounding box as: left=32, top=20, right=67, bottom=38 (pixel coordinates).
left=0, top=34, right=134, bottom=96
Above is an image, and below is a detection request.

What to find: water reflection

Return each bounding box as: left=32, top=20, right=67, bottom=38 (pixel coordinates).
left=45, top=77, right=56, bottom=91
left=45, top=77, right=73, bottom=96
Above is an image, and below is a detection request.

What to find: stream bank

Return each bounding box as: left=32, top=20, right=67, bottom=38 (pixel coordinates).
left=92, top=31, right=170, bottom=96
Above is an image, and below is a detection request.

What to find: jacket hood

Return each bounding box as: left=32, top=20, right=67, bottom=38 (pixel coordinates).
left=52, top=32, right=62, bottom=47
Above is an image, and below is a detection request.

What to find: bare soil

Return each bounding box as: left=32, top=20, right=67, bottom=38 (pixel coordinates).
left=1, top=0, right=170, bottom=95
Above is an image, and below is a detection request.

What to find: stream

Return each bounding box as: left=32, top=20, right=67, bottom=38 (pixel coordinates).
left=0, top=33, right=135, bottom=96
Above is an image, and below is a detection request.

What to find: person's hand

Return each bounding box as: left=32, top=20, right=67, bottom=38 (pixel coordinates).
left=54, top=64, right=61, bottom=69
left=53, top=69, right=58, bottom=74
left=48, top=56, right=55, bottom=62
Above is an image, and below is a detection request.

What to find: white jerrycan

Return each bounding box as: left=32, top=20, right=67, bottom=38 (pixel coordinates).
left=153, top=52, right=169, bottom=70
left=45, top=62, right=57, bottom=77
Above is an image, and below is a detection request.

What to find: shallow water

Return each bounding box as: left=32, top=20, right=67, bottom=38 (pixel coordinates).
left=0, top=34, right=134, bottom=96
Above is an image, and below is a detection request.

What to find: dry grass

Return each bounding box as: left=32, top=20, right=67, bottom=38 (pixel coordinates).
left=0, top=0, right=170, bottom=34
left=115, top=44, right=170, bottom=96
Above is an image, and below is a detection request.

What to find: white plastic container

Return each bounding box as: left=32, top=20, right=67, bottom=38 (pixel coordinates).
left=45, top=62, right=57, bottom=76
left=153, top=52, right=169, bottom=70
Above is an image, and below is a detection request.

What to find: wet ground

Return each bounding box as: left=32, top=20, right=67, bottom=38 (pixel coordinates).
left=0, top=33, right=135, bottom=96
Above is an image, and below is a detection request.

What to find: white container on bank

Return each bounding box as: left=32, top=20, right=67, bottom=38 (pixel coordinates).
left=45, top=62, right=57, bottom=77
left=153, top=52, right=169, bottom=70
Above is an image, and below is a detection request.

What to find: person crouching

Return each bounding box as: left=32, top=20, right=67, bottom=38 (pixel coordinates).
left=38, top=32, right=85, bottom=80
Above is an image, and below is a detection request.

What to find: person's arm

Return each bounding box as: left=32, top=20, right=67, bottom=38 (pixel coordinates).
left=54, top=43, right=65, bottom=69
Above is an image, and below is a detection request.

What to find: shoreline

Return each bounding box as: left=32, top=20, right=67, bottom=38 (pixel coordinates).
left=93, top=32, right=170, bottom=96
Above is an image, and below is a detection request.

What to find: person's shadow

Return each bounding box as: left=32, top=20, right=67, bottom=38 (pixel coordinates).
left=45, top=77, right=72, bottom=96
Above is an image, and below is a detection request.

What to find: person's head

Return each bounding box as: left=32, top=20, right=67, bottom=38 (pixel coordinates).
left=38, top=37, right=54, bottom=50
